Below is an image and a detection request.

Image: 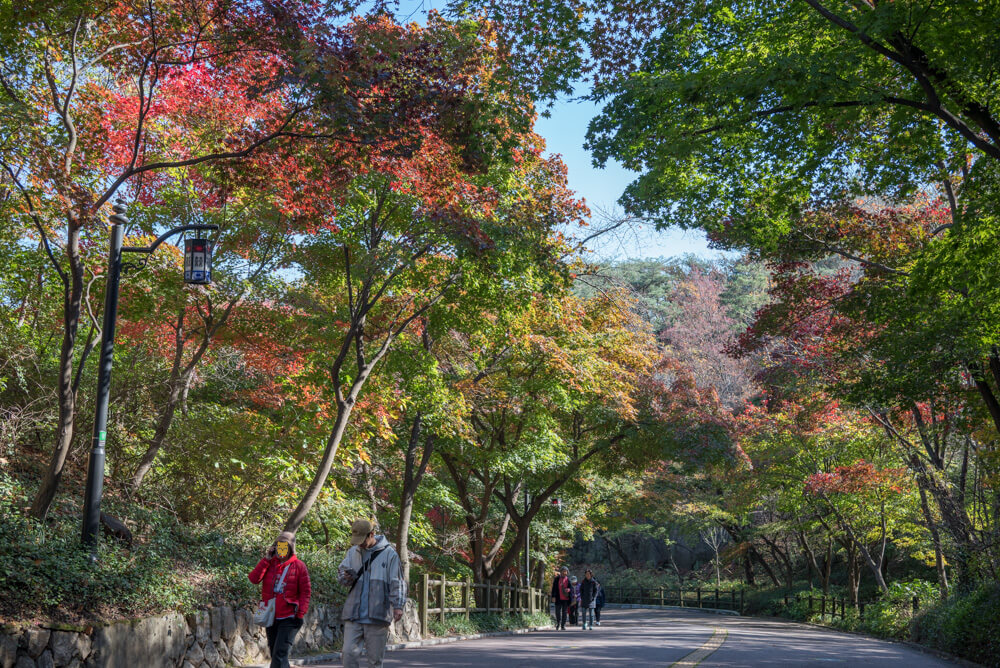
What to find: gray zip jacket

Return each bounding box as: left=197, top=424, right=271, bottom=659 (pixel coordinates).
left=338, top=536, right=406, bottom=624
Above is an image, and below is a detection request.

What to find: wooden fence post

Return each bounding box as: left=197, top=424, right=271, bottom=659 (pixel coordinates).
left=821, top=596, right=826, bottom=617
left=440, top=576, right=447, bottom=623
left=808, top=594, right=814, bottom=613
left=487, top=582, right=493, bottom=613
left=659, top=586, right=664, bottom=606
left=740, top=589, right=744, bottom=614
left=730, top=590, right=735, bottom=610
left=714, top=588, right=720, bottom=608
left=464, top=577, right=472, bottom=620
left=419, top=574, right=429, bottom=638
left=697, top=588, right=702, bottom=608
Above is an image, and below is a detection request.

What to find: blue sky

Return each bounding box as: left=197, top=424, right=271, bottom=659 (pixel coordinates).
left=534, top=96, right=723, bottom=262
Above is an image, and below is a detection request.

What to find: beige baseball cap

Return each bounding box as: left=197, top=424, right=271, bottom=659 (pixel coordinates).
left=350, top=518, right=374, bottom=545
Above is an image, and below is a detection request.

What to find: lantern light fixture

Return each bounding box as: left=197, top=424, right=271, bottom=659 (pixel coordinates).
left=184, top=238, right=212, bottom=284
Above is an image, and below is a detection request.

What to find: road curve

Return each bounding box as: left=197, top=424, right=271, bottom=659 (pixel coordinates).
left=311, top=608, right=959, bottom=667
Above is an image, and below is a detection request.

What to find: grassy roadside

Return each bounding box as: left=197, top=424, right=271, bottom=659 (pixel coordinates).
left=426, top=612, right=552, bottom=637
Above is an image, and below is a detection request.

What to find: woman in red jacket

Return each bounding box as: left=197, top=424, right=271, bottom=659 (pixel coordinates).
left=249, top=531, right=312, bottom=668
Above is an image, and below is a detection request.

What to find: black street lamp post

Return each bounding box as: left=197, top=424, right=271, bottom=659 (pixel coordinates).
left=81, top=201, right=218, bottom=549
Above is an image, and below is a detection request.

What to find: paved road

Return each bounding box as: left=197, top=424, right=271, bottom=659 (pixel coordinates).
left=313, top=609, right=959, bottom=667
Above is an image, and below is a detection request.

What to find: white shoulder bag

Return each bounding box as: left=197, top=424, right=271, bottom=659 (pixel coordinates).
left=253, top=561, right=293, bottom=628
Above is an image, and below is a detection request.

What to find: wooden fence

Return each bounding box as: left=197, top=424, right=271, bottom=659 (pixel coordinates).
left=606, top=586, right=745, bottom=613
left=781, top=592, right=922, bottom=619
left=416, top=574, right=548, bottom=634
left=607, top=587, right=922, bottom=620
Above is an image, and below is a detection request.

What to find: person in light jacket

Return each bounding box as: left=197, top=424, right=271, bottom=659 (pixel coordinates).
left=338, top=519, right=406, bottom=668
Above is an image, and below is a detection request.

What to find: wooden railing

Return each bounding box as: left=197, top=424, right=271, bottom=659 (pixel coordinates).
left=601, top=585, right=924, bottom=621
left=416, top=574, right=548, bottom=634
left=781, top=592, right=921, bottom=619
left=607, top=586, right=745, bottom=613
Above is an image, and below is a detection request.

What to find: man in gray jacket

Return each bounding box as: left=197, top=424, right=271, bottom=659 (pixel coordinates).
left=338, top=519, right=406, bottom=668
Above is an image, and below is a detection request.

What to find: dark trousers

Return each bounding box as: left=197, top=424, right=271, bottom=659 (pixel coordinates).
left=569, top=603, right=578, bottom=625
left=595, top=606, right=602, bottom=622
left=554, top=600, right=570, bottom=628
left=267, top=617, right=303, bottom=668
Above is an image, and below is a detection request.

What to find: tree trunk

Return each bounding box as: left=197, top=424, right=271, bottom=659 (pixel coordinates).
left=396, top=414, right=421, bottom=584
left=283, top=396, right=358, bottom=532
left=132, top=305, right=196, bottom=490
left=606, top=535, right=630, bottom=568
left=918, top=484, right=949, bottom=598
left=761, top=535, right=794, bottom=589
left=30, top=222, right=83, bottom=519
left=743, top=546, right=755, bottom=586
left=131, top=375, right=184, bottom=489
left=830, top=506, right=888, bottom=593
left=910, top=454, right=986, bottom=585
left=601, top=533, right=617, bottom=568
left=750, top=545, right=781, bottom=587
left=360, top=460, right=379, bottom=519
left=396, top=413, right=435, bottom=584
left=846, top=545, right=861, bottom=605
left=822, top=538, right=833, bottom=595
left=797, top=530, right=820, bottom=588
left=533, top=559, right=547, bottom=589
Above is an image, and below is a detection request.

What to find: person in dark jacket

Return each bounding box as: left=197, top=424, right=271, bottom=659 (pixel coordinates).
left=579, top=570, right=599, bottom=630
left=249, top=530, right=312, bottom=668
left=594, top=578, right=605, bottom=625
left=550, top=566, right=571, bottom=630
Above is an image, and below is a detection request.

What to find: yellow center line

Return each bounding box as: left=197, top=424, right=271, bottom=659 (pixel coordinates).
left=670, top=628, right=727, bottom=667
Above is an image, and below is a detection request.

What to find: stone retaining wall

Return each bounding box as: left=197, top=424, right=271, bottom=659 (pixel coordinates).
left=0, top=599, right=421, bottom=668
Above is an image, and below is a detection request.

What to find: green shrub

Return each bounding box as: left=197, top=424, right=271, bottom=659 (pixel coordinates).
left=0, top=484, right=344, bottom=625
left=912, top=583, right=1000, bottom=667
left=855, top=580, right=938, bottom=640
left=426, top=612, right=551, bottom=637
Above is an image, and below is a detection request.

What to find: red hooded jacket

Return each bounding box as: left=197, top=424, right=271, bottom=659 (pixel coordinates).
left=551, top=575, right=571, bottom=601
left=249, top=555, right=311, bottom=620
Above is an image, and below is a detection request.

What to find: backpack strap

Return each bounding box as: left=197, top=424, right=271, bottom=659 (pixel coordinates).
left=272, top=561, right=294, bottom=596
left=348, top=545, right=387, bottom=595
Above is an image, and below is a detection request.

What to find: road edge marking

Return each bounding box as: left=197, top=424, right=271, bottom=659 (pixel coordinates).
left=670, top=627, right=727, bottom=667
